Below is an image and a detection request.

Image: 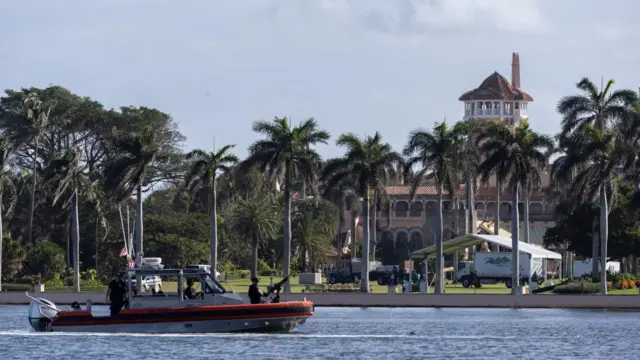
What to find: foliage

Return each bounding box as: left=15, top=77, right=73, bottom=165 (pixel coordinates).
left=544, top=180, right=640, bottom=259
left=2, top=78, right=640, bottom=292
left=552, top=280, right=612, bottom=294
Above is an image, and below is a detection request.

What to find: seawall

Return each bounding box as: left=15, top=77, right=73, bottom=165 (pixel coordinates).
left=3, top=291, right=640, bottom=309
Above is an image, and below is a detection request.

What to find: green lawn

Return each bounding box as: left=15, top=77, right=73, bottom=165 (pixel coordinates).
left=160, top=277, right=640, bottom=295
left=159, top=277, right=517, bottom=294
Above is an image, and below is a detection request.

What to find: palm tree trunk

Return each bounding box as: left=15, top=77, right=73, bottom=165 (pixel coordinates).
left=65, top=218, right=70, bottom=266
left=94, top=215, right=99, bottom=270
left=210, top=180, right=218, bottom=275
left=72, top=189, right=80, bottom=292
left=135, top=182, right=143, bottom=292
left=337, top=203, right=345, bottom=257
left=283, top=170, right=292, bottom=293
left=251, top=234, right=259, bottom=279
left=466, top=174, right=476, bottom=259
left=523, top=187, right=530, bottom=244
left=0, top=190, right=3, bottom=292
left=28, top=137, right=39, bottom=244
left=599, top=185, right=609, bottom=294
left=592, top=216, right=599, bottom=280
left=371, top=199, right=377, bottom=262
left=351, top=211, right=358, bottom=259
left=511, top=181, right=520, bottom=296
left=435, top=183, right=444, bottom=294
left=360, top=188, right=370, bottom=293
left=494, top=179, right=501, bottom=251
left=452, top=199, right=459, bottom=281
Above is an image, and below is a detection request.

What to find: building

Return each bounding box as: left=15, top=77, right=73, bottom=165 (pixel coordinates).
left=368, top=53, right=556, bottom=265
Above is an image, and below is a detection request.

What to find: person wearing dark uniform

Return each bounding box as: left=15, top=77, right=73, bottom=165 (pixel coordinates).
left=248, top=277, right=264, bottom=304
left=106, top=273, right=126, bottom=316
left=184, top=278, right=197, bottom=299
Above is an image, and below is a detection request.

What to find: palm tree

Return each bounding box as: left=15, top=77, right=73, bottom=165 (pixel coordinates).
left=458, top=119, right=483, bottom=257
left=477, top=120, right=553, bottom=295
left=44, top=149, right=89, bottom=292
left=0, top=136, right=17, bottom=292
left=103, top=126, right=171, bottom=290
left=552, top=127, right=625, bottom=293
left=556, top=77, right=637, bottom=293
left=241, top=117, right=329, bottom=291
left=292, top=199, right=339, bottom=271
left=230, top=193, right=279, bottom=278
left=6, top=94, right=55, bottom=244
left=403, top=121, right=465, bottom=294
left=185, top=145, right=239, bottom=275
left=323, top=132, right=400, bottom=292
left=321, top=159, right=361, bottom=259
left=558, top=78, right=637, bottom=137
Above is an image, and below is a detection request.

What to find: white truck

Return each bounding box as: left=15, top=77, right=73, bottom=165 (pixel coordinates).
left=457, top=252, right=543, bottom=289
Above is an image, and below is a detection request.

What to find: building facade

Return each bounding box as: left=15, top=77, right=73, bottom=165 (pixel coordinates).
left=371, top=53, right=555, bottom=264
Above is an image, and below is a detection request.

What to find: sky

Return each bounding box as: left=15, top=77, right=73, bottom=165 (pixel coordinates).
left=1, top=0, right=639, bottom=160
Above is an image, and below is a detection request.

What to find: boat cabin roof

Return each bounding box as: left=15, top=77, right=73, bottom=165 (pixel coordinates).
left=119, top=268, right=210, bottom=277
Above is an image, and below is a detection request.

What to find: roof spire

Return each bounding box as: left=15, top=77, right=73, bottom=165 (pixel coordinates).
left=511, top=52, right=520, bottom=89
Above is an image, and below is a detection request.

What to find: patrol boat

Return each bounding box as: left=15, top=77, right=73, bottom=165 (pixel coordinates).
left=27, top=267, right=313, bottom=333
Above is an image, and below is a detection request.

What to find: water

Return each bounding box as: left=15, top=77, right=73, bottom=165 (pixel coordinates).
left=1, top=305, right=638, bottom=359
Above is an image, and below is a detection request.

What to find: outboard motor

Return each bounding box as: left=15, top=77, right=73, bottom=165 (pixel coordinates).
left=28, top=298, right=58, bottom=332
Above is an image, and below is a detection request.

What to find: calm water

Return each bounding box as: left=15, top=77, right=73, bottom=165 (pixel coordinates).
left=0, top=305, right=638, bottom=359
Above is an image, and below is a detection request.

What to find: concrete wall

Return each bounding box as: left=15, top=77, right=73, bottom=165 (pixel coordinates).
left=5, top=291, right=640, bottom=309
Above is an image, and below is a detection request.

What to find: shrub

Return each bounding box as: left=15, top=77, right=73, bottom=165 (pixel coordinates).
left=229, top=270, right=250, bottom=279
left=218, top=260, right=235, bottom=275
left=553, top=280, right=612, bottom=294
left=258, top=260, right=275, bottom=276
left=613, top=275, right=638, bottom=290
left=2, top=284, right=32, bottom=292
left=61, top=275, right=105, bottom=287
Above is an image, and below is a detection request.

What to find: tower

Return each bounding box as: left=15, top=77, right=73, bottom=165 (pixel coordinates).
left=458, top=53, right=533, bottom=127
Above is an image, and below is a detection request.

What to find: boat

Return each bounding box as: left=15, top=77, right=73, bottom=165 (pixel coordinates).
left=27, top=267, right=314, bottom=333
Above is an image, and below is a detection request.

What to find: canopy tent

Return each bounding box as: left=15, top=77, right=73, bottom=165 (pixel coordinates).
left=411, top=234, right=562, bottom=260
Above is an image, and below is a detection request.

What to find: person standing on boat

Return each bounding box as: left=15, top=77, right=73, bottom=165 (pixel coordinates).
left=248, top=277, right=265, bottom=304
left=106, top=273, right=127, bottom=316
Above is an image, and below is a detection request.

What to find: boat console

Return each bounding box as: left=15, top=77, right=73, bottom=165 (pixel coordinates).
left=122, top=268, right=246, bottom=309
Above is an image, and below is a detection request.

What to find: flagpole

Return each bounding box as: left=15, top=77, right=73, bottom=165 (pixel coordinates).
left=118, top=205, right=128, bottom=255
left=126, top=205, right=131, bottom=256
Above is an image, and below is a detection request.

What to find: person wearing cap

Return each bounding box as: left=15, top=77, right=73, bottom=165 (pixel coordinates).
left=248, top=277, right=265, bottom=304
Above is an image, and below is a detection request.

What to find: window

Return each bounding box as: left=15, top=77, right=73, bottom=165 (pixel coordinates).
left=203, top=275, right=225, bottom=294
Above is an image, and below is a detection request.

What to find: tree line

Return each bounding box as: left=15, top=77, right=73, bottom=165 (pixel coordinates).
left=0, top=78, right=639, bottom=295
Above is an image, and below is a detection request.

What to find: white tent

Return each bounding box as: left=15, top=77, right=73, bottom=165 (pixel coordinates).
left=411, top=234, right=562, bottom=260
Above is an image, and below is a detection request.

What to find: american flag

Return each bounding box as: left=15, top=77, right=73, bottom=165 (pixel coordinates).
left=119, top=246, right=128, bottom=257
left=127, top=259, right=136, bottom=269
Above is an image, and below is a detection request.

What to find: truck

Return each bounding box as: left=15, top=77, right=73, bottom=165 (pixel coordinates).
left=457, top=252, right=543, bottom=289
left=326, top=259, right=383, bottom=284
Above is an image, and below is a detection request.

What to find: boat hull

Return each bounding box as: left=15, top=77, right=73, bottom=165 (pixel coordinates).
left=45, top=301, right=313, bottom=334
left=50, top=316, right=309, bottom=333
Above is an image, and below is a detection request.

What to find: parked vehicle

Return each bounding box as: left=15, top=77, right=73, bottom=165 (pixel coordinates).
left=572, top=259, right=620, bottom=279
left=457, top=252, right=543, bottom=288
left=186, top=264, right=221, bottom=281
left=130, top=275, right=162, bottom=292
left=326, top=259, right=382, bottom=284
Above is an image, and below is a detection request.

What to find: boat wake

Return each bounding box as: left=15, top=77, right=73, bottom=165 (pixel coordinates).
left=0, top=330, right=529, bottom=340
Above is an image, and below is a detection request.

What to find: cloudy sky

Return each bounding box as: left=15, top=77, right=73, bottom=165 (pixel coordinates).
left=1, top=0, right=638, bottom=159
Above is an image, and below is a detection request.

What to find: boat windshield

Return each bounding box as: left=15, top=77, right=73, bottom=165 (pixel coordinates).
left=202, top=273, right=226, bottom=294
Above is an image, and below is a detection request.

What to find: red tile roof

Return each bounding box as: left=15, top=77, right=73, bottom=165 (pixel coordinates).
left=458, top=72, right=534, bottom=102
left=385, top=185, right=546, bottom=198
